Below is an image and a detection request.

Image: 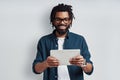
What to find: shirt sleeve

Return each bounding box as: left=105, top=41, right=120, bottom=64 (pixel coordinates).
left=81, top=36, right=94, bottom=75
left=32, top=39, right=44, bottom=74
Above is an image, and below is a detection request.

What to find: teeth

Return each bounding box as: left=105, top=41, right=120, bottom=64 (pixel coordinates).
left=59, top=26, right=66, bottom=29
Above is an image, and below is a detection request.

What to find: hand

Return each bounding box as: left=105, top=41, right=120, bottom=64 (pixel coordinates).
left=46, top=56, right=60, bottom=67
left=69, top=55, right=86, bottom=67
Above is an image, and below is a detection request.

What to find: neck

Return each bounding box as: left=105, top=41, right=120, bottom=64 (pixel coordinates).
left=55, top=31, right=67, bottom=38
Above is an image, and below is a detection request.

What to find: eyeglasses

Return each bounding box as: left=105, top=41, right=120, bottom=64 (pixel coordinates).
left=54, top=18, right=70, bottom=23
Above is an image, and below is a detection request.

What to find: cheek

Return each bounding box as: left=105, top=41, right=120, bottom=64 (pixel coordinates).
left=68, top=21, right=72, bottom=25
left=52, top=22, right=58, bottom=26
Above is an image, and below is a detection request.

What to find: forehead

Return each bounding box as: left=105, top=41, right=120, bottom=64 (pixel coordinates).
left=55, top=11, right=69, bottom=18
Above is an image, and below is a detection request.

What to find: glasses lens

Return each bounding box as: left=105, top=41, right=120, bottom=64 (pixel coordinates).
left=63, top=18, right=70, bottom=23
left=54, top=18, right=70, bottom=23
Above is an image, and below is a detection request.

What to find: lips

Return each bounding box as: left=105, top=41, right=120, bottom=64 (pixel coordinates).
left=57, top=24, right=67, bottom=29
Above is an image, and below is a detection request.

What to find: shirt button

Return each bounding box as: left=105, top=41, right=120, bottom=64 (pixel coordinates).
left=55, top=75, right=57, bottom=78
left=56, top=45, right=58, bottom=47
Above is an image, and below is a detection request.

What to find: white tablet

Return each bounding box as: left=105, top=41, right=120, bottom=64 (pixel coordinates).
left=50, top=49, right=80, bottom=65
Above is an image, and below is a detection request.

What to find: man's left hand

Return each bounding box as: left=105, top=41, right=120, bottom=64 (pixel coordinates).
left=69, top=55, right=86, bottom=67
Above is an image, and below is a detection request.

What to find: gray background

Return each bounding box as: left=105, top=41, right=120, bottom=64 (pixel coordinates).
left=0, top=0, right=120, bottom=80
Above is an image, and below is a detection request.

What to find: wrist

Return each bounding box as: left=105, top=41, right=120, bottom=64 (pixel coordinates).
left=81, top=59, right=87, bottom=68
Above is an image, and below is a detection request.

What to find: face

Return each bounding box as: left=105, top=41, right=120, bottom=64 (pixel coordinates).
left=52, top=12, right=72, bottom=35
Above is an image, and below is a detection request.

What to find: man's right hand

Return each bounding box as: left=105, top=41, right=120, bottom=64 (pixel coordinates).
left=46, top=56, right=60, bottom=67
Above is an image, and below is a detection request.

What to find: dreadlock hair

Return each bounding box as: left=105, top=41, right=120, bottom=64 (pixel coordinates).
left=50, top=3, right=75, bottom=24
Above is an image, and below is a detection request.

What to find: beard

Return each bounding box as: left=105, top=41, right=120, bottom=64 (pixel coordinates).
left=54, top=24, right=70, bottom=35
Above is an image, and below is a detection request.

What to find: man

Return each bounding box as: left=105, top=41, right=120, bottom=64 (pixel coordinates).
left=32, top=3, right=93, bottom=80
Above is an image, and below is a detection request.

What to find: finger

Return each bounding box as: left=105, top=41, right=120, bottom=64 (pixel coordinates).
left=47, top=56, right=56, bottom=60
left=70, top=60, right=83, bottom=64
left=70, top=57, right=80, bottom=61
left=70, top=61, right=84, bottom=66
left=71, top=55, right=83, bottom=60
left=47, top=57, right=59, bottom=62
left=47, top=56, right=59, bottom=62
left=47, top=59, right=60, bottom=65
left=75, top=55, right=83, bottom=59
left=47, top=60, right=59, bottom=63
left=48, top=62, right=60, bottom=67
left=69, top=58, right=84, bottom=63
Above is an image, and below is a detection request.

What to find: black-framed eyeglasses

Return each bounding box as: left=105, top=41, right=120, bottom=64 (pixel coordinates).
left=54, top=18, right=70, bottom=23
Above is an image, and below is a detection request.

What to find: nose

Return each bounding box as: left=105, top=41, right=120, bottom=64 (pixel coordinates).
left=59, top=20, right=65, bottom=24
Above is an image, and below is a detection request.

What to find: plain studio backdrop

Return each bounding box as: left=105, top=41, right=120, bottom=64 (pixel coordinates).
left=0, top=0, right=120, bottom=80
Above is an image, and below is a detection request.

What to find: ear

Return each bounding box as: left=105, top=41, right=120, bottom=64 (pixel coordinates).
left=51, top=22, right=55, bottom=27
left=69, top=20, right=72, bottom=24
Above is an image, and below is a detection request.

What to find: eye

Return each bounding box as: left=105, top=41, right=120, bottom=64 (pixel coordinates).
left=54, top=18, right=61, bottom=21
left=54, top=17, right=70, bottom=23
left=63, top=18, right=70, bottom=21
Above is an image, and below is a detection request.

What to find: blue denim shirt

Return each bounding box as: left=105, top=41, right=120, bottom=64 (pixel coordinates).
left=33, top=30, right=93, bottom=80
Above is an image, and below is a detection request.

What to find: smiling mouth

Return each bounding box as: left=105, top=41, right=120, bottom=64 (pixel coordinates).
left=58, top=26, right=66, bottom=29
left=55, top=25, right=70, bottom=35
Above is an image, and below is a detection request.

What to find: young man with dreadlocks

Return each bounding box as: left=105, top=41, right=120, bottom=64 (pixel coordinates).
left=32, top=3, right=94, bottom=80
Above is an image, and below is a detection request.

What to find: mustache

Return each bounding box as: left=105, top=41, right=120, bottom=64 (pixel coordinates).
left=57, top=24, right=67, bottom=26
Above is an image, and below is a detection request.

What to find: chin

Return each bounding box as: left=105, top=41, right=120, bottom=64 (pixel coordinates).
left=56, top=29, right=68, bottom=35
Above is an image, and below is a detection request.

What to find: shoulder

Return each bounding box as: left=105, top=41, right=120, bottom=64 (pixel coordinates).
left=41, top=34, right=52, bottom=39
left=69, top=32, right=85, bottom=40
left=38, top=33, right=53, bottom=43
